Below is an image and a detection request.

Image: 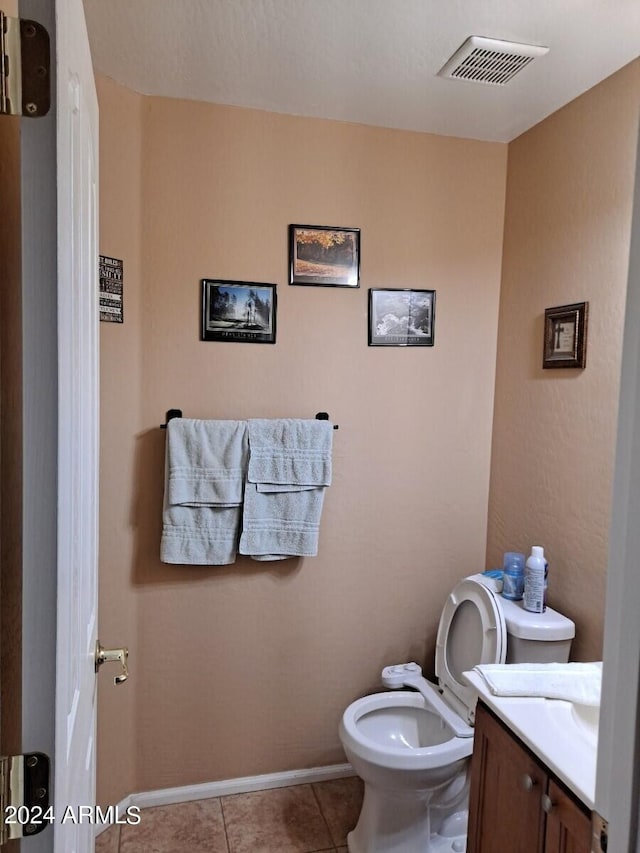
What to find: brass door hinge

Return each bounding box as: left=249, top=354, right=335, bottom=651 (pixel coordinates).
left=0, top=753, right=50, bottom=845
left=592, top=811, right=608, bottom=853
left=0, top=10, right=50, bottom=117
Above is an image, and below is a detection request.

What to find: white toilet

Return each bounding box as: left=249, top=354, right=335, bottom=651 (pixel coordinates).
left=339, top=573, right=575, bottom=853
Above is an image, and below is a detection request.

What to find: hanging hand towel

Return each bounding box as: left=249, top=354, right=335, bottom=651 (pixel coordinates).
left=161, top=419, right=248, bottom=565
left=240, top=481, right=327, bottom=560
left=472, top=662, right=602, bottom=707
left=246, top=418, right=333, bottom=491
left=166, top=417, right=247, bottom=506
left=239, top=418, right=333, bottom=560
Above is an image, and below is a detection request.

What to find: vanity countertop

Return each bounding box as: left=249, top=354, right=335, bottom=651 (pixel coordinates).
left=464, top=670, right=597, bottom=809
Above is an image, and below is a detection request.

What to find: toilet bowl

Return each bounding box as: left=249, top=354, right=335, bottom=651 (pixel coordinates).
left=339, top=573, right=576, bottom=853
left=340, top=691, right=471, bottom=853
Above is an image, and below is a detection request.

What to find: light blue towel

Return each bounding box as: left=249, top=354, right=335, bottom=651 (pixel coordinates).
left=240, top=482, right=327, bottom=560
left=161, top=505, right=242, bottom=565
left=246, top=418, right=333, bottom=491
left=239, top=419, right=333, bottom=560
left=166, top=418, right=247, bottom=506
left=161, top=419, right=248, bottom=565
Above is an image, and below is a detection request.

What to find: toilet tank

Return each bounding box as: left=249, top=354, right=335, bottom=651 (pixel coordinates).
left=500, top=597, right=575, bottom=663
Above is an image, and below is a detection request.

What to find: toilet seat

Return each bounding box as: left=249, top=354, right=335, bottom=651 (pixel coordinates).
left=340, top=692, right=474, bottom=771
left=435, top=577, right=506, bottom=722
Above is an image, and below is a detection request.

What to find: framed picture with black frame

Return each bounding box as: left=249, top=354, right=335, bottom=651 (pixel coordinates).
left=201, top=279, right=277, bottom=344
left=368, top=288, right=436, bottom=347
left=289, top=224, right=360, bottom=287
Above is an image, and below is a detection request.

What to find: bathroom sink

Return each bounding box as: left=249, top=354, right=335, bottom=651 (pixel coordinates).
left=570, top=702, right=600, bottom=745
left=541, top=698, right=599, bottom=750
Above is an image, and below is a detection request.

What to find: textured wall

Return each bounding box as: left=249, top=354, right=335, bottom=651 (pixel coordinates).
left=96, top=79, right=507, bottom=798
left=486, top=61, right=640, bottom=662
left=97, top=76, right=143, bottom=806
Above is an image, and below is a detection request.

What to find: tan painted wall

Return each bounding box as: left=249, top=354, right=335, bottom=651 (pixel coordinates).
left=97, top=78, right=507, bottom=798
left=97, top=76, right=143, bottom=805
left=487, top=61, right=640, bottom=662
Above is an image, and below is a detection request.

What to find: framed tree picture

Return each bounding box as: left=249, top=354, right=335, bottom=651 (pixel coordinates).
left=289, top=224, right=360, bottom=287
left=368, top=288, right=436, bottom=347
left=201, top=279, right=277, bottom=344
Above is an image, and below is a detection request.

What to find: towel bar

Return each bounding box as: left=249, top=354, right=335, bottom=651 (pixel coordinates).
left=160, top=410, right=338, bottom=429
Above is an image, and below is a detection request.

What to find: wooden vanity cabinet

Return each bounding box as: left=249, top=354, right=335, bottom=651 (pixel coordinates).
left=544, top=779, right=593, bottom=853
left=468, top=702, right=592, bottom=853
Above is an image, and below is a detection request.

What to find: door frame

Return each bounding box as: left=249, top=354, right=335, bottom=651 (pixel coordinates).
left=17, top=0, right=100, bottom=850
left=3, top=0, right=99, bottom=846
left=597, top=115, right=640, bottom=850
left=19, top=6, right=58, bottom=853
left=18, top=0, right=100, bottom=848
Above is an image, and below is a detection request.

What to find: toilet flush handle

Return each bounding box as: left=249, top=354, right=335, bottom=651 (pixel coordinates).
left=95, top=641, right=129, bottom=685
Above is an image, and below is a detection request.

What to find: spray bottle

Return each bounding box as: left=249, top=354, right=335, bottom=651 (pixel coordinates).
left=523, top=546, right=546, bottom=613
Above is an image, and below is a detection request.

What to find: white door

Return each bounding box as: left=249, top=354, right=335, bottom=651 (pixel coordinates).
left=54, top=0, right=99, bottom=849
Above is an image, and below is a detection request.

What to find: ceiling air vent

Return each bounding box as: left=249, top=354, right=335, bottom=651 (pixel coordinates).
left=438, top=36, right=549, bottom=86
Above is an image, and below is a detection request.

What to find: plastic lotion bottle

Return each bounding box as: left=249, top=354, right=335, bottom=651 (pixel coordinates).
left=523, top=546, right=546, bottom=613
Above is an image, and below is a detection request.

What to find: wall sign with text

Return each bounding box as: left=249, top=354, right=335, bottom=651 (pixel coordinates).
left=99, top=255, right=123, bottom=323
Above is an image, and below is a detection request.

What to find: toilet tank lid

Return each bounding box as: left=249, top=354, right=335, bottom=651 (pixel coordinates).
left=500, top=597, right=575, bottom=641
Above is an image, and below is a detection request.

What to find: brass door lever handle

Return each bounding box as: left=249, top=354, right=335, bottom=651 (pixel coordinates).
left=95, top=641, right=129, bottom=685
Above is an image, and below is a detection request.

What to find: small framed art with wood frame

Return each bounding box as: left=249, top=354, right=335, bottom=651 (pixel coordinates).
left=543, top=302, right=588, bottom=369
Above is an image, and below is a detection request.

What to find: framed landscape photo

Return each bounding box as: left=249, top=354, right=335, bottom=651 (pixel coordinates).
left=368, top=288, right=436, bottom=347
left=201, top=279, right=276, bottom=344
left=289, top=224, right=360, bottom=287
left=543, top=301, right=588, bottom=368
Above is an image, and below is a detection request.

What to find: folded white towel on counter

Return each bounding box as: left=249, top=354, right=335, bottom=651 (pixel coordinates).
left=246, top=418, right=333, bottom=491
left=472, top=662, right=602, bottom=707
left=161, top=419, right=248, bottom=565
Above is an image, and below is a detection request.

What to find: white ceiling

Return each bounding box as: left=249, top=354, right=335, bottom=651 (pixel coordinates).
left=82, top=0, right=640, bottom=143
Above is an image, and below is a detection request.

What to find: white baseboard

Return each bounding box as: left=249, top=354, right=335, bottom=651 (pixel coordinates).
left=96, top=762, right=354, bottom=836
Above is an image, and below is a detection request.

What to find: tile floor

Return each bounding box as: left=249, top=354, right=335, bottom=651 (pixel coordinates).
left=95, top=776, right=363, bottom=853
